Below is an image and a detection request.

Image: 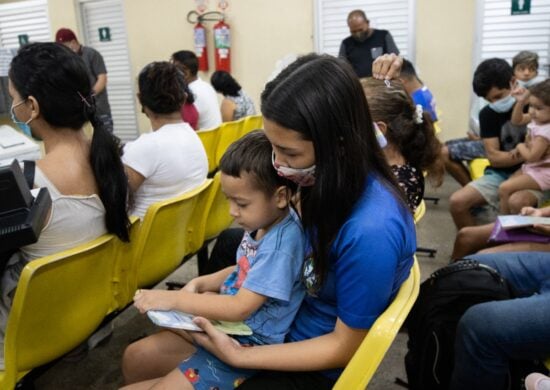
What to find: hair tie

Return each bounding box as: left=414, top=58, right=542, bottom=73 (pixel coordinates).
left=414, top=104, right=424, bottom=124
left=77, top=91, right=92, bottom=108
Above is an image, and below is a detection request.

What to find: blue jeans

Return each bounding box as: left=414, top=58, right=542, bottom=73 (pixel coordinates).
left=450, top=252, right=550, bottom=390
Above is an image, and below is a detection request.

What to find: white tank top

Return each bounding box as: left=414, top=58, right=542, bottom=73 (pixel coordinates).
left=19, top=167, right=107, bottom=261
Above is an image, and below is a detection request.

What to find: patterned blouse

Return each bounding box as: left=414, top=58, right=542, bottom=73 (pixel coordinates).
left=227, top=90, right=256, bottom=120
left=391, top=163, right=424, bottom=212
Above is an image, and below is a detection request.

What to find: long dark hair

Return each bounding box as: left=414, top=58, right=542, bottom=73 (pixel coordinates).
left=9, top=42, right=130, bottom=241
left=210, top=70, right=242, bottom=97
left=261, top=53, right=403, bottom=286
left=362, top=78, right=444, bottom=187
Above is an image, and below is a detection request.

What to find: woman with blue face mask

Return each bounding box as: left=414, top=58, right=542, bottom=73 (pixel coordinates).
left=121, top=53, right=416, bottom=390
left=0, top=42, right=130, bottom=367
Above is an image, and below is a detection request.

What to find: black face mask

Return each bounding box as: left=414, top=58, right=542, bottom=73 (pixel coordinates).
left=352, top=31, right=369, bottom=42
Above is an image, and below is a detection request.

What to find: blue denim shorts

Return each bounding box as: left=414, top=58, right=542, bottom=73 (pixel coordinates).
left=178, top=335, right=265, bottom=390
left=446, top=138, right=486, bottom=161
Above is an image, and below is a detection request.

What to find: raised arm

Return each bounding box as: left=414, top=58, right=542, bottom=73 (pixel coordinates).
left=510, top=86, right=531, bottom=126
left=372, top=53, right=402, bottom=80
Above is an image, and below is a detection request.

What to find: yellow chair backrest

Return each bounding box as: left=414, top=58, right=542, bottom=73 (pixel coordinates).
left=333, top=259, right=421, bottom=389
left=203, top=171, right=234, bottom=241
left=433, top=121, right=442, bottom=135
left=112, top=216, right=141, bottom=309
left=133, top=180, right=212, bottom=288
left=413, top=199, right=426, bottom=224
left=196, top=126, right=222, bottom=174
left=1, top=233, right=120, bottom=390
left=241, top=115, right=263, bottom=137
left=215, top=118, right=246, bottom=167
left=186, top=178, right=216, bottom=255
left=468, top=158, right=490, bottom=181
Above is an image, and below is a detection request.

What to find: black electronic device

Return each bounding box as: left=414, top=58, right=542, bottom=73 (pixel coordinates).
left=0, top=160, right=51, bottom=252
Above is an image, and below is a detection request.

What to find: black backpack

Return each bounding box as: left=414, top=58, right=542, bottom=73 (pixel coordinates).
left=404, top=259, right=515, bottom=390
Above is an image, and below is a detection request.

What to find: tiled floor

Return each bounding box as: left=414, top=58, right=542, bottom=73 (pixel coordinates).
left=31, top=175, right=464, bottom=389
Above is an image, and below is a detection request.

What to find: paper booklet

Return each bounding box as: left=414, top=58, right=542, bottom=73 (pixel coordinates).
left=147, top=310, right=253, bottom=336
left=497, top=215, right=550, bottom=230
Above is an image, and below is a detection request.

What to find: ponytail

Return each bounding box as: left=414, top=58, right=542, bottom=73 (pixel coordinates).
left=86, top=101, right=130, bottom=242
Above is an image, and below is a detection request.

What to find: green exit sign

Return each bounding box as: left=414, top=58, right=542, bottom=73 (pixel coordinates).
left=511, top=0, right=531, bottom=15
left=98, top=27, right=111, bottom=42
left=18, top=34, right=29, bottom=46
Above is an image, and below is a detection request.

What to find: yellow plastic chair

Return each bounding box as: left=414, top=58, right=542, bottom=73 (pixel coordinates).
left=413, top=199, right=426, bottom=224
left=196, top=171, right=235, bottom=275
left=240, top=115, right=263, bottom=137
left=0, top=233, right=120, bottom=389
left=112, top=216, right=141, bottom=309
left=133, top=180, right=212, bottom=288
left=196, top=125, right=222, bottom=174
left=333, top=259, right=420, bottom=390
left=202, top=171, right=233, bottom=242
left=433, top=121, right=442, bottom=135
left=215, top=118, right=246, bottom=167
left=186, top=178, right=217, bottom=255
left=468, top=158, right=490, bottom=181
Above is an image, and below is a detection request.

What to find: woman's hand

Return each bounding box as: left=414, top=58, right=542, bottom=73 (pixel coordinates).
left=531, top=224, right=550, bottom=236
left=521, top=207, right=550, bottom=236
left=191, top=317, right=244, bottom=366
left=521, top=206, right=543, bottom=217
left=372, top=54, right=403, bottom=80
left=133, top=289, right=179, bottom=314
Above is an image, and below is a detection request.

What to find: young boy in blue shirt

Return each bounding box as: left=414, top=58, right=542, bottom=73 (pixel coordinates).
left=399, top=59, right=438, bottom=122
left=125, top=130, right=306, bottom=389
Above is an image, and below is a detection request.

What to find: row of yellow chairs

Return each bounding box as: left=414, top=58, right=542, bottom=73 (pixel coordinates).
left=0, top=172, right=234, bottom=389
left=197, top=115, right=264, bottom=174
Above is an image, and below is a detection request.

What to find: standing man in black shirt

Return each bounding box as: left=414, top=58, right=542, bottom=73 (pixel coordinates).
left=338, top=10, right=400, bottom=78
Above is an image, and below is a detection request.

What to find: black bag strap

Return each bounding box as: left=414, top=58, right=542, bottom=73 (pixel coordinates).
left=23, top=160, right=35, bottom=189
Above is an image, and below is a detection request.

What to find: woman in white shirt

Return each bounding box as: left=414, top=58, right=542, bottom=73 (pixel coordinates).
left=123, top=62, right=208, bottom=218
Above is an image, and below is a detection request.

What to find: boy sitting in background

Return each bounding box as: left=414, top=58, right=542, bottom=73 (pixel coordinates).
left=513, top=50, right=544, bottom=88
left=399, top=59, right=438, bottom=122
left=449, top=58, right=530, bottom=229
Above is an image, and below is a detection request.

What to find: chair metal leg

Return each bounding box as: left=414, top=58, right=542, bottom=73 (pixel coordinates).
left=423, top=196, right=440, bottom=205
left=416, top=246, right=437, bottom=257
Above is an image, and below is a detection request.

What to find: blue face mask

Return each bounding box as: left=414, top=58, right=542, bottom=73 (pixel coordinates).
left=10, top=100, right=33, bottom=138
left=488, top=94, right=515, bottom=113
left=517, top=79, right=537, bottom=88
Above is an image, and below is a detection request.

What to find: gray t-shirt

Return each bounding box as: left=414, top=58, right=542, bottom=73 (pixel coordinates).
left=80, top=45, right=111, bottom=117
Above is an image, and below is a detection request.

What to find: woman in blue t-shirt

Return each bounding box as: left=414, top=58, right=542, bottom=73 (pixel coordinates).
left=122, top=53, right=416, bottom=389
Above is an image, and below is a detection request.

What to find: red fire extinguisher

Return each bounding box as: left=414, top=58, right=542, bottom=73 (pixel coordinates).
left=194, top=22, right=208, bottom=71
left=213, top=19, right=231, bottom=72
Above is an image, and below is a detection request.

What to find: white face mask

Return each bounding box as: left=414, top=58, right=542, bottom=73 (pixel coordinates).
left=488, top=94, right=515, bottom=113
left=272, top=152, right=316, bottom=187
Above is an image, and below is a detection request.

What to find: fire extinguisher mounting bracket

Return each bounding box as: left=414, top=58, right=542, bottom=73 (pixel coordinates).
left=187, top=10, right=225, bottom=24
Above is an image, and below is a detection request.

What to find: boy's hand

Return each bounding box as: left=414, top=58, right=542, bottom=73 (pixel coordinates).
left=133, top=289, right=179, bottom=314
left=372, top=54, right=402, bottom=80
left=511, top=85, right=530, bottom=103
